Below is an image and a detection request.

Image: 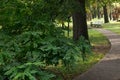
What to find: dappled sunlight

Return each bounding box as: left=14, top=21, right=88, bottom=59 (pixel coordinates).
left=102, top=54, right=120, bottom=61
left=105, top=27, right=120, bottom=29
left=102, top=23, right=120, bottom=34
left=89, top=29, right=109, bottom=46
left=0, top=26, right=2, bottom=29
left=97, top=28, right=120, bottom=64
left=110, top=38, right=120, bottom=42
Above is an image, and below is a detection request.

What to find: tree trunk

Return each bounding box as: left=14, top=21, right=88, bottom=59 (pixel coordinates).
left=97, top=6, right=100, bottom=19
left=67, top=17, right=70, bottom=37
left=61, top=21, right=64, bottom=29
left=109, top=12, right=112, bottom=20
left=103, top=4, right=109, bottom=23
left=72, top=0, right=89, bottom=41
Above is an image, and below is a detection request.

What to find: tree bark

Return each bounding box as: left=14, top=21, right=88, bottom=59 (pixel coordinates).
left=97, top=6, right=100, bottom=19
left=93, top=7, right=97, bottom=19
left=103, top=4, right=109, bottom=23
left=67, top=17, right=70, bottom=37
left=72, top=0, right=89, bottom=41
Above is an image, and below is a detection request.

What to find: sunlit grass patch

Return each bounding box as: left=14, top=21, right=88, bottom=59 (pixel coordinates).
left=102, top=23, right=120, bottom=34
left=89, top=29, right=109, bottom=46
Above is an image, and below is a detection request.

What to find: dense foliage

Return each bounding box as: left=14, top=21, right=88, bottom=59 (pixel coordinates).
left=0, top=0, right=91, bottom=80
left=0, top=30, right=91, bottom=80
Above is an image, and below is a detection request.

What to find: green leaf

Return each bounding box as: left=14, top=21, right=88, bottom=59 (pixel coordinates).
left=25, top=72, right=36, bottom=80
left=13, top=73, right=24, bottom=80
left=4, top=67, right=16, bottom=76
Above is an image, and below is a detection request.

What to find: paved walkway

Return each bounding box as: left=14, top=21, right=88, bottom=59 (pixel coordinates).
left=73, top=29, right=120, bottom=80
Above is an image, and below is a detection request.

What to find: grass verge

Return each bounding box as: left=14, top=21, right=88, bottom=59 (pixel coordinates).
left=102, top=22, right=120, bottom=34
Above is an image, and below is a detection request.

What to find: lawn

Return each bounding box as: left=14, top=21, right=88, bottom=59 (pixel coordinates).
left=102, top=22, right=120, bottom=34
left=89, top=29, right=109, bottom=46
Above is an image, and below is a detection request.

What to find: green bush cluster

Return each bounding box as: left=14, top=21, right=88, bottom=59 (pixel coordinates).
left=0, top=0, right=91, bottom=80
left=0, top=30, right=91, bottom=80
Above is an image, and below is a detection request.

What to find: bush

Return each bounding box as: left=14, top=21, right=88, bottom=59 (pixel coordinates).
left=0, top=29, right=91, bottom=80
left=0, top=1, right=91, bottom=79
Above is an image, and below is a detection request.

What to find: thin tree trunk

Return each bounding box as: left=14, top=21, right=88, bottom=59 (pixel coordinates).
left=97, top=6, right=100, bottom=19
left=103, top=4, right=109, bottom=23
left=72, top=0, right=89, bottom=41
left=61, top=21, right=64, bottom=29
left=109, top=12, right=112, bottom=20
left=92, top=7, right=97, bottom=19
left=67, top=17, right=70, bottom=37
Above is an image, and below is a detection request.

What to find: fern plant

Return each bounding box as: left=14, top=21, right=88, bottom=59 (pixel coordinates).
left=0, top=29, right=92, bottom=80
left=77, top=36, right=92, bottom=61
left=4, top=62, right=55, bottom=80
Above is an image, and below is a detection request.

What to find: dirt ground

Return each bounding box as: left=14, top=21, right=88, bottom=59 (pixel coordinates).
left=92, top=45, right=111, bottom=54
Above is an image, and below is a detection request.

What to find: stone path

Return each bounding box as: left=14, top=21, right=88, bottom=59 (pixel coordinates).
left=73, top=29, right=120, bottom=80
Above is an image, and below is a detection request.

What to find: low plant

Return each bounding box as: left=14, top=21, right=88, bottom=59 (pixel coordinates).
left=0, top=30, right=91, bottom=80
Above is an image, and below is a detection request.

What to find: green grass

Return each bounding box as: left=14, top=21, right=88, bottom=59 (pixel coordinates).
left=102, top=23, right=120, bottom=34
left=64, top=28, right=109, bottom=46
left=89, top=29, right=109, bottom=46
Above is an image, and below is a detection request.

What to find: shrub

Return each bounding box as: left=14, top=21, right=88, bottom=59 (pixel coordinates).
left=0, top=30, right=91, bottom=80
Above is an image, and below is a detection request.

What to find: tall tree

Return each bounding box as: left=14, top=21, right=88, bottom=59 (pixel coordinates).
left=103, top=4, right=109, bottom=23
left=100, top=0, right=116, bottom=23
left=72, top=0, right=89, bottom=41
left=97, top=0, right=101, bottom=19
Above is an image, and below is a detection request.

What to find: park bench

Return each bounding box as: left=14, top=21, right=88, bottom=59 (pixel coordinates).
left=90, top=21, right=102, bottom=28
